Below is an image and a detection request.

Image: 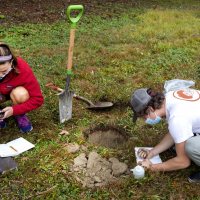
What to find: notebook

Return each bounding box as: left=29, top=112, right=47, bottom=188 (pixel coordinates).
left=0, top=137, right=35, bottom=157
left=135, top=147, right=162, bottom=164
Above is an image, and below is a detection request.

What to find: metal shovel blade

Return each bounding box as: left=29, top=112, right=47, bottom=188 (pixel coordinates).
left=58, top=90, right=74, bottom=123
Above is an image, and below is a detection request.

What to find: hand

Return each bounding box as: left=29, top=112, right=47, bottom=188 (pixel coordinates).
left=1, top=106, right=13, bottom=119
left=137, top=148, right=150, bottom=159
left=138, top=159, right=152, bottom=169
left=146, top=149, right=155, bottom=159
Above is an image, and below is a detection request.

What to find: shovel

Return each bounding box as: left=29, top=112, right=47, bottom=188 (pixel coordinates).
left=46, top=83, right=114, bottom=110
left=58, top=5, right=84, bottom=123
left=73, top=94, right=113, bottom=110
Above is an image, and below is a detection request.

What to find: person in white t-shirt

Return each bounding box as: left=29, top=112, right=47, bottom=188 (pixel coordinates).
left=130, top=87, right=200, bottom=183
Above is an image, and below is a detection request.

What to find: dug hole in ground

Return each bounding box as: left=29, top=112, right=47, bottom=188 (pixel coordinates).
left=65, top=125, right=135, bottom=188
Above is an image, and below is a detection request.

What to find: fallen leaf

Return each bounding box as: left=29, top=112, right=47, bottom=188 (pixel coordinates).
left=59, top=130, right=70, bottom=136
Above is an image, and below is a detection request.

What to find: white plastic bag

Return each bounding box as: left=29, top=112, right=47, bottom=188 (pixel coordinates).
left=164, top=79, right=195, bottom=93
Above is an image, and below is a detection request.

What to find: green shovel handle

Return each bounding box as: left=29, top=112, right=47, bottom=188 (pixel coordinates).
left=66, top=5, right=84, bottom=28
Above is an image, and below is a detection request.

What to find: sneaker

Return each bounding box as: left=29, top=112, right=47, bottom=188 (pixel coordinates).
left=0, top=119, right=6, bottom=128
left=188, top=172, right=200, bottom=183
left=15, top=114, right=33, bottom=133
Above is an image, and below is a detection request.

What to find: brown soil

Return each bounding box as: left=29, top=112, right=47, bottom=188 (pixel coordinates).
left=88, top=129, right=129, bottom=148
left=0, top=0, right=135, bottom=26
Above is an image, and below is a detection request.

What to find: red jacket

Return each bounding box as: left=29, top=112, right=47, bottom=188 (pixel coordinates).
left=0, top=57, right=44, bottom=115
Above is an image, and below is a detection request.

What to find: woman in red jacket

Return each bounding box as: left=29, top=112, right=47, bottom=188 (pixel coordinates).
left=0, top=43, right=44, bottom=133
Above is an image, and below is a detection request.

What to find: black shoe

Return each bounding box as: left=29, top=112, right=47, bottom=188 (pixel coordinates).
left=188, top=172, right=200, bottom=183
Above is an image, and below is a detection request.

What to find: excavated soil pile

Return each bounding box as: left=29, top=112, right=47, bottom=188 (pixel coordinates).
left=70, top=151, right=129, bottom=188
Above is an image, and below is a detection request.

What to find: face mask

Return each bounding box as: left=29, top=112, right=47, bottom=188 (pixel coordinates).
left=145, top=112, right=162, bottom=125
left=0, top=67, right=13, bottom=81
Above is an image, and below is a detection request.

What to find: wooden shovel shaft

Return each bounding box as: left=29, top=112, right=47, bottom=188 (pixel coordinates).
left=45, top=83, right=63, bottom=92
left=67, top=29, right=76, bottom=71
left=46, top=83, right=94, bottom=106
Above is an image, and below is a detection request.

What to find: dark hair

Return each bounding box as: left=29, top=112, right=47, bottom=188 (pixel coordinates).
left=137, top=88, right=165, bottom=117
left=0, top=43, right=18, bottom=72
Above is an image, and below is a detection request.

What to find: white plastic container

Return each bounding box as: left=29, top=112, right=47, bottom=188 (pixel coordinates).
left=130, top=165, right=145, bottom=179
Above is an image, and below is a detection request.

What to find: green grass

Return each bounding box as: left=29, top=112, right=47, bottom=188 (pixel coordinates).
left=0, top=0, right=200, bottom=199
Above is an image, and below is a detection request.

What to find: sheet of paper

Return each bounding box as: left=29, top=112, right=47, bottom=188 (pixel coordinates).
left=0, top=144, right=19, bottom=157
left=6, top=137, right=35, bottom=155
left=135, top=147, right=162, bottom=164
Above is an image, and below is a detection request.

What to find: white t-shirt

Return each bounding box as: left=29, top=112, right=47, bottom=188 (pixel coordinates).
left=166, top=89, right=200, bottom=143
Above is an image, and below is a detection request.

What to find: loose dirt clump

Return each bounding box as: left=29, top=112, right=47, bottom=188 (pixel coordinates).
left=65, top=143, right=80, bottom=153
left=70, top=151, right=129, bottom=188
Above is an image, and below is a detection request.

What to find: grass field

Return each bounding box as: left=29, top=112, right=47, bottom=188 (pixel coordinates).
left=0, top=0, right=200, bottom=199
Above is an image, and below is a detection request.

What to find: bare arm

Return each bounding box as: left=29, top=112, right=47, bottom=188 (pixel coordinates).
left=147, top=133, right=174, bottom=159
left=150, top=141, right=191, bottom=171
